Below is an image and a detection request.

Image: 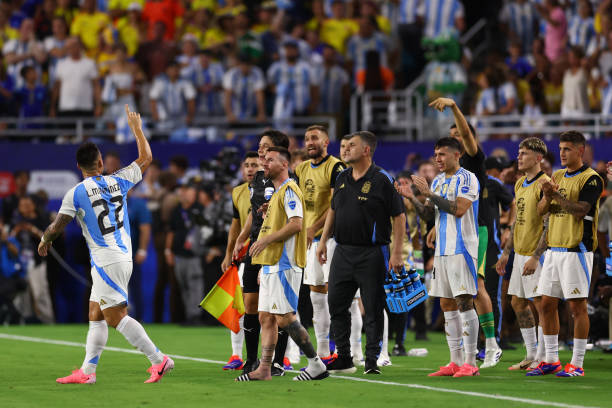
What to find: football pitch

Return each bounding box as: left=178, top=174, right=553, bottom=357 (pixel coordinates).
left=1, top=325, right=609, bottom=408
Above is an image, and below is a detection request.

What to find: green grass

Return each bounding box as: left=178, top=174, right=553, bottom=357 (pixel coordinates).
left=0, top=324, right=609, bottom=408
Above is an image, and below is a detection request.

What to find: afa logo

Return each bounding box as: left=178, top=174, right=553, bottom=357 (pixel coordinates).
left=441, top=183, right=448, bottom=195
left=264, top=187, right=274, bottom=201
left=361, top=181, right=371, bottom=194
left=288, top=200, right=296, bottom=210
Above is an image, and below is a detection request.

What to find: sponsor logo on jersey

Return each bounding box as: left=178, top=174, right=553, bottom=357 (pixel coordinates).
left=264, top=187, right=274, bottom=201
left=288, top=200, right=296, bottom=210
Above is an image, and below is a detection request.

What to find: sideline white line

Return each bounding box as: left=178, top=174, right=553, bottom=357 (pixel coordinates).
left=0, top=333, right=598, bottom=408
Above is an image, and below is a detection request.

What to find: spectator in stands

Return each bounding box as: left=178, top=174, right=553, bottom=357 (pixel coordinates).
left=108, top=0, right=144, bottom=20
left=2, top=18, right=45, bottom=89
left=320, top=0, right=358, bottom=55
left=356, top=49, right=394, bottom=93
left=43, top=16, right=68, bottom=86
left=56, top=0, right=77, bottom=26
left=475, top=70, right=498, bottom=117
left=0, top=59, right=16, bottom=122
left=168, top=155, right=189, bottom=185
left=69, top=0, right=111, bottom=55
left=116, top=2, right=145, bottom=57
left=34, top=0, right=58, bottom=40
left=136, top=21, right=177, bottom=81
left=497, top=67, right=519, bottom=116
left=194, top=50, right=224, bottom=116
left=1, top=171, right=30, bottom=224
left=500, top=0, right=539, bottom=54
left=596, top=31, right=612, bottom=83
left=543, top=63, right=564, bottom=113
left=10, top=195, right=53, bottom=323
left=568, top=0, right=595, bottom=52
left=177, top=33, right=200, bottom=81
left=222, top=53, right=266, bottom=123
left=15, top=66, right=47, bottom=128
left=536, top=0, right=568, bottom=63
left=268, top=40, right=319, bottom=126
left=101, top=44, right=142, bottom=125
left=346, top=15, right=391, bottom=80
left=166, top=180, right=206, bottom=325
left=253, top=1, right=276, bottom=34
left=505, top=41, right=533, bottom=79
left=149, top=61, right=196, bottom=129
left=0, top=8, right=17, bottom=51
left=361, top=0, right=392, bottom=35
left=142, top=0, right=184, bottom=42
left=315, top=44, right=350, bottom=116
left=521, top=87, right=545, bottom=133
left=417, top=160, right=438, bottom=184
left=50, top=36, right=101, bottom=118
left=418, top=0, right=465, bottom=39
left=561, top=46, right=589, bottom=119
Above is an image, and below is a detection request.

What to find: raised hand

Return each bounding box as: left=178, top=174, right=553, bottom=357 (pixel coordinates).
left=411, top=175, right=431, bottom=196
left=428, top=97, right=456, bottom=112
left=125, top=104, right=142, bottom=129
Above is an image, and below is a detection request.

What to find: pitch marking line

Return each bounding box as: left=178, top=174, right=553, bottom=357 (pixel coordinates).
left=0, top=333, right=597, bottom=408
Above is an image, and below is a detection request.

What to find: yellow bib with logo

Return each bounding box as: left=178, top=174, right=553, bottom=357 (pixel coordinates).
left=514, top=173, right=549, bottom=256
left=253, top=180, right=307, bottom=268
left=295, top=156, right=344, bottom=237
left=232, top=182, right=251, bottom=230
left=548, top=168, right=602, bottom=249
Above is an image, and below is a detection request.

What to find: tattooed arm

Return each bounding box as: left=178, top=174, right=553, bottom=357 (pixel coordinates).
left=548, top=191, right=592, bottom=219
left=37, top=213, right=73, bottom=257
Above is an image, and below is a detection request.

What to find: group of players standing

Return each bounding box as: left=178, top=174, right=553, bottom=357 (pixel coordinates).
left=37, top=97, right=604, bottom=383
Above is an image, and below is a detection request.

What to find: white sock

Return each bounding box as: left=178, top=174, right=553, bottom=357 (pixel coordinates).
left=230, top=315, right=244, bottom=358
left=571, top=338, right=587, bottom=368
left=81, top=320, right=108, bottom=375
left=380, top=310, right=390, bottom=359
left=536, top=326, right=546, bottom=361
left=306, top=355, right=326, bottom=375
left=460, top=309, right=479, bottom=366
left=543, top=334, right=559, bottom=363
left=116, top=316, right=164, bottom=365
left=350, top=299, right=363, bottom=360
left=310, top=291, right=331, bottom=357
left=443, top=310, right=464, bottom=366
left=520, top=327, right=538, bottom=360
left=485, top=337, right=499, bottom=351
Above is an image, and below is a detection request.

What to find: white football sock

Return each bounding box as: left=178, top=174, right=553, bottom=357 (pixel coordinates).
left=350, top=299, right=363, bottom=360
left=520, top=327, right=538, bottom=360
left=380, top=309, right=389, bottom=358
left=570, top=338, right=587, bottom=368
left=310, top=291, right=331, bottom=357
left=543, top=334, right=559, bottom=363
left=116, top=316, right=164, bottom=365
left=230, top=315, right=244, bottom=358
left=485, top=336, right=499, bottom=351
left=536, top=326, right=546, bottom=361
left=443, top=310, right=464, bottom=366
left=460, top=309, right=479, bottom=366
left=306, top=355, right=326, bottom=376
left=81, top=320, right=108, bottom=375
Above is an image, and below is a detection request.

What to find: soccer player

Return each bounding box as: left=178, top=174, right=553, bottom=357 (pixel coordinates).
left=430, top=97, right=502, bottom=368
left=220, top=151, right=261, bottom=370
left=294, top=125, right=344, bottom=362
left=235, top=147, right=328, bottom=382
left=496, top=137, right=550, bottom=370
left=528, top=131, right=603, bottom=377
left=233, top=130, right=291, bottom=375
left=399, top=137, right=481, bottom=378
left=38, top=105, right=173, bottom=384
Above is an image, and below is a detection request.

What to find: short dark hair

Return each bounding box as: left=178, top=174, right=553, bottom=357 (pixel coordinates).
left=349, top=131, right=377, bottom=156
left=244, top=151, right=259, bottom=160
left=559, top=130, right=586, bottom=146
left=20, top=65, right=34, bottom=79
left=434, top=137, right=462, bottom=152
left=450, top=122, right=477, bottom=138
left=306, top=124, right=328, bottom=137
left=169, top=155, right=189, bottom=170
left=260, top=130, right=289, bottom=149
left=76, top=142, right=101, bottom=170
left=267, top=146, right=291, bottom=162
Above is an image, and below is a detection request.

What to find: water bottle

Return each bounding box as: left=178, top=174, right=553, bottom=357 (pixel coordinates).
left=409, top=269, right=421, bottom=290
left=400, top=268, right=414, bottom=293
left=384, top=274, right=393, bottom=296
left=391, top=272, right=406, bottom=298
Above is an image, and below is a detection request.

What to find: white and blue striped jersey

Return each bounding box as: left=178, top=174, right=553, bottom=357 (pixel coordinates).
left=58, top=162, right=142, bottom=267
left=262, top=182, right=304, bottom=274
left=346, top=32, right=390, bottom=75
left=314, top=64, right=349, bottom=114
left=601, top=76, right=612, bottom=120
left=587, top=34, right=606, bottom=57
left=149, top=76, right=196, bottom=120
left=417, top=0, right=464, bottom=39
left=222, top=66, right=266, bottom=119
left=475, top=87, right=497, bottom=116
left=497, top=82, right=519, bottom=114
left=399, top=0, right=421, bottom=24
left=568, top=16, right=595, bottom=50
left=193, top=62, right=225, bottom=115
left=267, top=61, right=315, bottom=115
left=499, top=1, right=538, bottom=52
left=431, top=168, right=480, bottom=260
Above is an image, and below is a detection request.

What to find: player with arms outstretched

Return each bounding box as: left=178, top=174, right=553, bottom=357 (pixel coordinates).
left=38, top=105, right=173, bottom=384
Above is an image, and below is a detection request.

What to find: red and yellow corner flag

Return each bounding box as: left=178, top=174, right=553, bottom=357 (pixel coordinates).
left=200, top=241, right=249, bottom=333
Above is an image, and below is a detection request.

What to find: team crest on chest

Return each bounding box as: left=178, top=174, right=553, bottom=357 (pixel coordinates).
left=361, top=181, right=371, bottom=194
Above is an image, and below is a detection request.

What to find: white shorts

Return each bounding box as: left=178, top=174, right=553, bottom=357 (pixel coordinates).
left=508, top=253, right=543, bottom=299
left=303, top=239, right=336, bottom=286
left=430, top=254, right=478, bottom=298
left=538, top=249, right=593, bottom=299
left=90, top=261, right=132, bottom=310
left=258, top=268, right=302, bottom=314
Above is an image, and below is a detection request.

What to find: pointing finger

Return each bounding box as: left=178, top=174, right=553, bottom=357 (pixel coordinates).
left=125, top=104, right=130, bottom=115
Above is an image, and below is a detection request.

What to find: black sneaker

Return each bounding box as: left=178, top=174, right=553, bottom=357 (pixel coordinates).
left=364, top=359, right=381, bottom=374
left=392, top=344, right=407, bottom=356
left=242, top=359, right=259, bottom=374
left=271, top=363, right=285, bottom=376
left=326, top=354, right=357, bottom=374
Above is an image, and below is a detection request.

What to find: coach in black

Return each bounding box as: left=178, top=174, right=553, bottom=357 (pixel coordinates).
left=317, top=131, right=405, bottom=375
